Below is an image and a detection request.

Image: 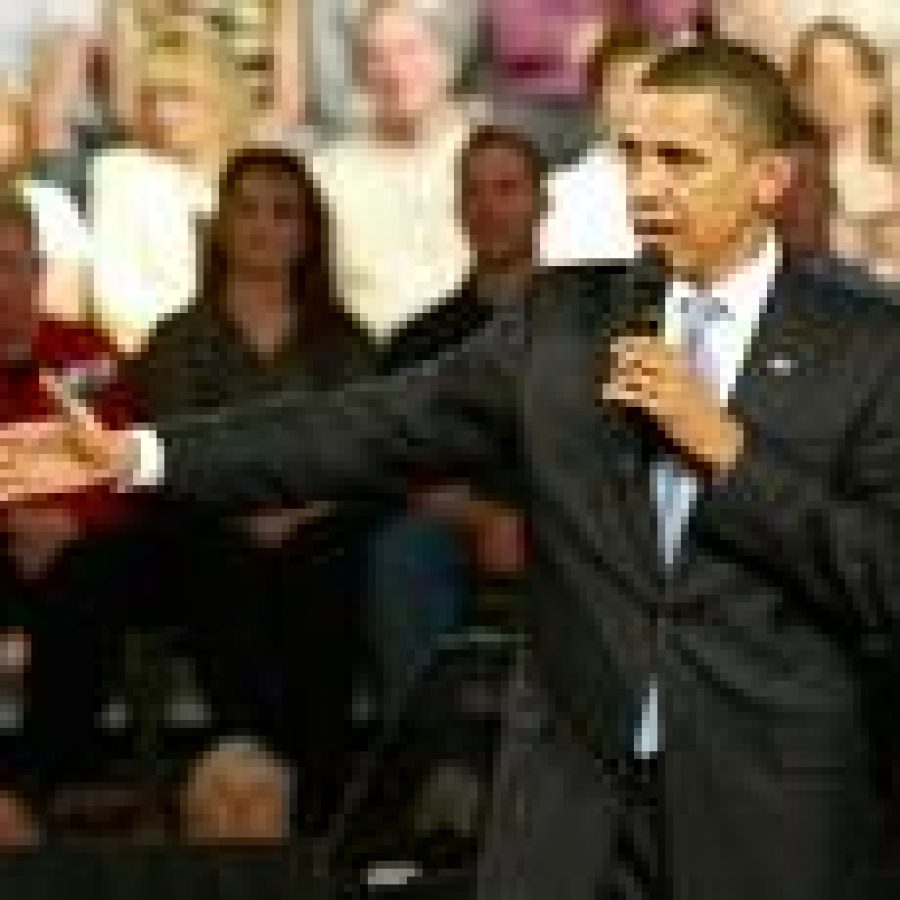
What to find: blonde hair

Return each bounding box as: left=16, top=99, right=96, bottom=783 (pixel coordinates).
left=138, top=28, right=252, bottom=162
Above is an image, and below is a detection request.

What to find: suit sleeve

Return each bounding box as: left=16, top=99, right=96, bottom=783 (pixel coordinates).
left=696, top=341, right=900, bottom=646
left=153, top=312, right=524, bottom=512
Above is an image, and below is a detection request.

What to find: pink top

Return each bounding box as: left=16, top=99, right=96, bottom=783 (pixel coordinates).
left=487, top=0, right=703, bottom=99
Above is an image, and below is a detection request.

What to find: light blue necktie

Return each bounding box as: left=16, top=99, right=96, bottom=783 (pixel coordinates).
left=636, top=294, right=729, bottom=757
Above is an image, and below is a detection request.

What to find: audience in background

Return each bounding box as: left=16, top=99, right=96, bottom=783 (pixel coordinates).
left=126, top=147, right=376, bottom=839
left=540, top=27, right=662, bottom=265
left=0, top=192, right=140, bottom=826
left=308, top=0, right=479, bottom=141
left=111, top=0, right=306, bottom=147
left=790, top=19, right=900, bottom=280
left=90, top=29, right=250, bottom=354
left=481, top=0, right=614, bottom=164
left=383, top=123, right=546, bottom=367
left=310, top=0, right=476, bottom=341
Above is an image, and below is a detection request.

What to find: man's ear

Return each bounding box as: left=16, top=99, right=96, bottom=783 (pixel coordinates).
left=753, top=149, right=796, bottom=211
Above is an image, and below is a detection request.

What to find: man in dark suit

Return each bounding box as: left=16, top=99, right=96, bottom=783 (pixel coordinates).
left=2, top=38, right=898, bottom=899
left=380, top=122, right=547, bottom=374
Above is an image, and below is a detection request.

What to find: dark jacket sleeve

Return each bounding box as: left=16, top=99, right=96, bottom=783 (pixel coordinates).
left=154, top=311, right=525, bottom=512
left=696, top=339, right=900, bottom=645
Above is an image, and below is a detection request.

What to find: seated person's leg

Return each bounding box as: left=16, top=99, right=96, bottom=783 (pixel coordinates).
left=366, top=511, right=470, bottom=718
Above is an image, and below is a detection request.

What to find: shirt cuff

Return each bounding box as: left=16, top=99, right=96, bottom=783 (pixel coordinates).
left=126, top=427, right=165, bottom=489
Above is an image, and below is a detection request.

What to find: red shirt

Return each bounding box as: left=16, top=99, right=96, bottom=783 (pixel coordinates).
left=0, top=319, right=138, bottom=532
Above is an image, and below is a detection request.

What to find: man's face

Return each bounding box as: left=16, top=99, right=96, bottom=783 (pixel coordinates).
left=618, top=87, right=790, bottom=278
left=0, top=223, right=39, bottom=348
left=459, top=144, right=542, bottom=269
left=360, top=8, right=449, bottom=126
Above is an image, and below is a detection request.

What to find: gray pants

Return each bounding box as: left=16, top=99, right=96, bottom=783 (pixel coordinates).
left=475, top=653, right=661, bottom=900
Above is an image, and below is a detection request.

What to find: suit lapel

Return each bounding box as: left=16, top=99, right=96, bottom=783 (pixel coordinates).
left=728, top=262, right=834, bottom=431
left=675, top=260, right=837, bottom=593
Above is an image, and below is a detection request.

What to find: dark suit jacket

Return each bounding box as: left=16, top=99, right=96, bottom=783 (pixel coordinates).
left=378, top=276, right=497, bottom=376
left=155, top=258, right=900, bottom=899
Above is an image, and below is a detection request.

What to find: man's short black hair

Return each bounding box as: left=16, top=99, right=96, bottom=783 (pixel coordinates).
left=457, top=124, right=549, bottom=194
left=642, top=37, right=813, bottom=150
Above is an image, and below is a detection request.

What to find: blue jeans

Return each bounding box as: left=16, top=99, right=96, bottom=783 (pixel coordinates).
left=366, top=513, right=470, bottom=717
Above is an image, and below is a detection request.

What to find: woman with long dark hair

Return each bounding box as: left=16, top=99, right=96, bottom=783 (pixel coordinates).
left=127, top=146, right=376, bottom=839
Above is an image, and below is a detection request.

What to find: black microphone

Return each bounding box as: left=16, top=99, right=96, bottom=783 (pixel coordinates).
left=603, top=248, right=669, bottom=452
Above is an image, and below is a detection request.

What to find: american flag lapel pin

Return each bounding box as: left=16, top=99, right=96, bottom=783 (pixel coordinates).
left=766, top=355, right=795, bottom=375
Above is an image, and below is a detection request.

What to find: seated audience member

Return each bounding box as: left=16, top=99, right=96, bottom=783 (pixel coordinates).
left=90, top=29, right=250, bottom=354
left=790, top=20, right=900, bottom=279
left=371, top=125, right=542, bottom=716
left=180, top=737, right=292, bottom=844
left=310, top=0, right=475, bottom=342
left=539, top=27, right=662, bottom=266
left=110, top=0, right=306, bottom=146
left=308, top=0, right=477, bottom=140
left=0, top=80, right=90, bottom=323
left=382, top=124, right=546, bottom=369
left=0, top=192, right=140, bottom=821
left=125, top=147, right=376, bottom=839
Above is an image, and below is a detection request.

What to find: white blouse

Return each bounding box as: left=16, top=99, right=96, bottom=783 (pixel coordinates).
left=310, top=116, right=473, bottom=341
left=89, top=148, right=216, bottom=354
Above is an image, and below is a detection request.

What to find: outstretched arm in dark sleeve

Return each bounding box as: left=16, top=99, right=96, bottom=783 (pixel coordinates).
left=153, top=313, right=525, bottom=512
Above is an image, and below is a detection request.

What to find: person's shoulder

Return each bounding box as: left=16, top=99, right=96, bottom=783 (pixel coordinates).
left=309, top=131, right=372, bottom=174
left=531, top=261, right=636, bottom=303
left=91, top=145, right=150, bottom=175
left=792, top=256, right=900, bottom=330
left=139, top=304, right=214, bottom=356
left=91, top=146, right=174, bottom=200
left=33, top=319, right=117, bottom=365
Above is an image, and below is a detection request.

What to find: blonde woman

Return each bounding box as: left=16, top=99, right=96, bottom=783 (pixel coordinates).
left=89, top=30, right=251, bottom=354
left=111, top=0, right=306, bottom=147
